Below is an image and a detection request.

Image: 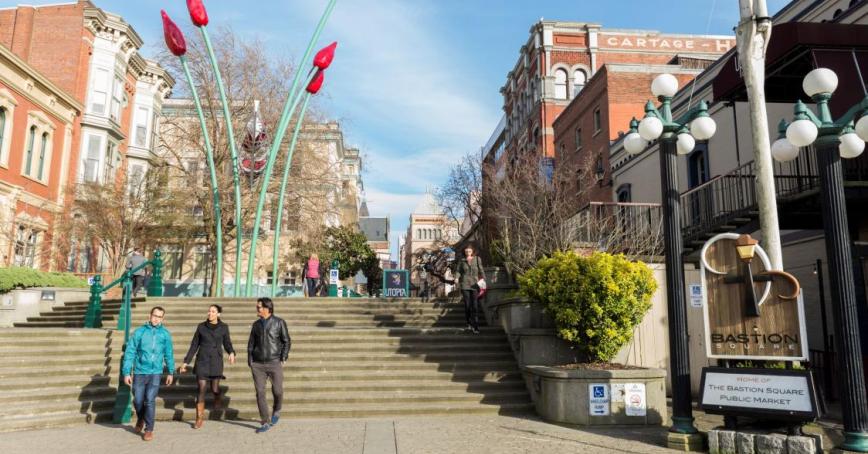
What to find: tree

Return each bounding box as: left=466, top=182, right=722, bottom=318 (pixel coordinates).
left=294, top=225, right=378, bottom=281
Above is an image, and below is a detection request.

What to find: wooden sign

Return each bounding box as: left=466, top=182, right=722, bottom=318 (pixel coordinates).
left=700, top=233, right=808, bottom=361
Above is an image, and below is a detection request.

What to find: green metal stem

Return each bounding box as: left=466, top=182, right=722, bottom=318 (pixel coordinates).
left=843, top=431, right=868, bottom=452
left=112, top=276, right=133, bottom=424
left=245, top=0, right=337, bottom=296
left=200, top=26, right=243, bottom=297
left=180, top=56, right=224, bottom=297
left=271, top=94, right=312, bottom=296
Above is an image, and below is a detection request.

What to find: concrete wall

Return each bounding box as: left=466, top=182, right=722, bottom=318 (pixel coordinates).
left=0, top=287, right=88, bottom=326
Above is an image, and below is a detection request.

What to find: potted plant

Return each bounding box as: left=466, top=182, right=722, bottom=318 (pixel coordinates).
left=517, top=251, right=666, bottom=426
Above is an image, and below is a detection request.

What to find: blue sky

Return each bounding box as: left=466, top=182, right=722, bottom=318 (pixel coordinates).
left=5, top=0, right=790, bottom=260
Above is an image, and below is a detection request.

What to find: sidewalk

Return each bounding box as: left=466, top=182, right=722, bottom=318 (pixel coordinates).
left=0, top=414, right=683, bottom=454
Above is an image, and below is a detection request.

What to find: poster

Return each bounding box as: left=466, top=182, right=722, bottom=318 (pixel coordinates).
left=624, top=383, right=647, bottom=416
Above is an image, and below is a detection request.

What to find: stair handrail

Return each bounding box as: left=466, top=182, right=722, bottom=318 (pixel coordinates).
left=83, top=250, right=163, bottom=329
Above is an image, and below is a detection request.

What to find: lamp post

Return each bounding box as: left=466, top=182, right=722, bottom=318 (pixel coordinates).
left=623, top=74, right=717, bottom=445
left=771, top=67, right=868, bottom=452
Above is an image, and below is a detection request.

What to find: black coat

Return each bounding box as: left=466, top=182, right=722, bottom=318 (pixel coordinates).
left=183, top=320, right=235, bottom=379
left=247, top=316, right=291, bottom=364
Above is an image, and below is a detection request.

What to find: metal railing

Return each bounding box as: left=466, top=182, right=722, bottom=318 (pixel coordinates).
left=572, top=202, right=663, bottom=256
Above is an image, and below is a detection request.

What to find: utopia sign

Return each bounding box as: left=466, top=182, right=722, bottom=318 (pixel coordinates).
left=700, top=233, right=808, bottom=361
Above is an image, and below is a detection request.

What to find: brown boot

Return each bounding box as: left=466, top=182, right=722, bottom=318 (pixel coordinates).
left=142, top=431, right=154, bottom=441
left=194, top=402, right=205, bottom=429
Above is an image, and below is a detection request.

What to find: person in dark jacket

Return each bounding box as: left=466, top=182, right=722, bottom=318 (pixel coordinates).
left=181, top=304, right=235, bottom=429
left=247, top=297, right=291, bottom=433
left=455, top=244, right=486, bottom=334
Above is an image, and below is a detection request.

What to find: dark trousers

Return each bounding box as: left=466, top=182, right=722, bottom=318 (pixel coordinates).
left=250, top=360, right=283, bottom=423
left=461, top=289, right=479, bottom=329
left=132, top=275, right=145, bottom=296
left=305, top=278, right=318, bottom=297
left=132, top=374, right=161, bottom=432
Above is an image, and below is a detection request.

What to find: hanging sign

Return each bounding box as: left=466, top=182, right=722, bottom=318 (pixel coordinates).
left=382, top=270, right=409, bottom=298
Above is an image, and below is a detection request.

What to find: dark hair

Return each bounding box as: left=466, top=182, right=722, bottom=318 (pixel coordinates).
left=210, top=304, right=223, bottom=314
left=150, top=306, right=165, bottom=316
left=257, top=297, right=274, bottom=314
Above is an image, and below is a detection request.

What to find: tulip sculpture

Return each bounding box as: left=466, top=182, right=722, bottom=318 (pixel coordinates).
left=161, top=0, right=338, bottom=297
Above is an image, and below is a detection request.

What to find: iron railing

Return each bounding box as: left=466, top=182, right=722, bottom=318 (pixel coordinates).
left=572, top=202, right=663, bottom=256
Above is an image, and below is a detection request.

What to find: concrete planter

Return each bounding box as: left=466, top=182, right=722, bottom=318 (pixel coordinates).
left=487, top=296, right=554, bottom=335
left=0, top=287, right=89, bottom=327
left=511, top=327, right=579, bottom=367
left=523, top=364, right=667, bottom=426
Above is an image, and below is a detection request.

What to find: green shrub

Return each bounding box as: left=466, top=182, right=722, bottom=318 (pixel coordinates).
left=518, top=251, right=657, bottom=363
left=0, top=267, right=88, bottom=294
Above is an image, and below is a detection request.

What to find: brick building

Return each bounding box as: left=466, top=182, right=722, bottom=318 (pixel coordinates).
left=0, top=0, right=174, bottom=273
left=495, top=20, right=735, bottom=178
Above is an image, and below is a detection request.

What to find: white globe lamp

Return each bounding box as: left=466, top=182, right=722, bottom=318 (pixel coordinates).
left=638, top=116, right=664, bottom=141
left=839, top=132, right=865, bottom=159
left=855, top=115, right=868, bottom=142
left=786, top=119, right=819, bottom=147
left=690, top=116, right=717, bottom=141
left=623, top=132, right=648, bottom=155
left=676, top=133, right=695, bottom=155
left=651, top=73, right=679, bottom=98
left=771, top=138, right=800, bottom=162
left=802, top=68, right=838, bottom=97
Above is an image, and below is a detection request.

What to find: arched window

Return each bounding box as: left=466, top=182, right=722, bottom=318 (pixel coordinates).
left=24, top=126, right=36, bottom=175
left=38, top=132, right=48, bottom=180
left=573, top=70, right=587, bottom=97
left=833, top=8, right=842, bottom=18
left=554, top=69, right=568, bottom=99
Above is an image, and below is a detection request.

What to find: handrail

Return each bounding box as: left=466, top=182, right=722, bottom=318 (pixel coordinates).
left=83, top=250, right=163, bottom=329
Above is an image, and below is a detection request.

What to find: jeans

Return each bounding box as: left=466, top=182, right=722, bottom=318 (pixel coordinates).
left=132, top=275, right=145, bottom=296
left=132, top=374, right=162, bottom=432
left=461, top=289, right=479, bottom=329
left=306, top=278, right=319, bottom=297
left=251, top=360, right=284, bottom=423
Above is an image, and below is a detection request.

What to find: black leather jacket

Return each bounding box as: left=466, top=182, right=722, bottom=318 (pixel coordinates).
left=247, top=315, right=291, bottom=364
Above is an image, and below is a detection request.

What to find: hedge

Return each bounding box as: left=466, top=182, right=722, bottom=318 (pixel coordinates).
left=0, top=267, right=88, bottom=294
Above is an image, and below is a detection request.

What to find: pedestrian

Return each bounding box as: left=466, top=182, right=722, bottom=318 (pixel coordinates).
left=180, top=304, right=236, bottom=429
left=302, top=253, right=320, bottom=298
left=126, top=247, right=147, bottom=297
left=247, top=297, right=291, bottom=433
left=455, top=244, right=486, bottom=334
left=121, top=306, right=175, bottom=441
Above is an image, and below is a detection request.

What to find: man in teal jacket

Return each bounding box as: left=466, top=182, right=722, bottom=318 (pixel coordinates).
left=122, top=306, right=175, bottom=441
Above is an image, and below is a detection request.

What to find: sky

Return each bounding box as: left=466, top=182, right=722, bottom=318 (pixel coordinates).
left=3, top=0, right=790, bottom=260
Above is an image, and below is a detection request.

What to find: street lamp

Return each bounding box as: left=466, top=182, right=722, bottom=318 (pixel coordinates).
left=772, top=67, right=868, bottom=453
left=624, top=74, right=717, bottom=441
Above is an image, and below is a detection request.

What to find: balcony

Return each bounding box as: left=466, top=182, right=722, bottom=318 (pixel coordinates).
left=571, top=202, right=663, bottom=257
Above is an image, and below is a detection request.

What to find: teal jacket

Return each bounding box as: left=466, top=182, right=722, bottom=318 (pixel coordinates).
left=121, top=323, right=175, bottom=376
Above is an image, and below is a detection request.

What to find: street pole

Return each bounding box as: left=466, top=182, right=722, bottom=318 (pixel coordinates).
left=736, top=0, right=783, bottom=270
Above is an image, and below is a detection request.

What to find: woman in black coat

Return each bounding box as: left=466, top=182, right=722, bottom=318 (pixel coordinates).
left=181, top=304, right=235, bottom=429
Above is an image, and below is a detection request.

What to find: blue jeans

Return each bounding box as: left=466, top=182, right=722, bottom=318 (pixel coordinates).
left=132, top=374, right=162, bottom=431
left=306, top=278, right=319, bottom=297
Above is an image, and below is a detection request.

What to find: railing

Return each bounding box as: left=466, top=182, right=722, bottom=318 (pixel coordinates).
left=572, top=202, right=663, bottom=256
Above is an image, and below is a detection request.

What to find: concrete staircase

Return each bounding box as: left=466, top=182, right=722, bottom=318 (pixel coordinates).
left=0, top=297, right=531, bottom=431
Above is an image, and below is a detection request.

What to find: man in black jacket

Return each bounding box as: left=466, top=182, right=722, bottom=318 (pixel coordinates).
left=247, top=297, right=291, bottom=433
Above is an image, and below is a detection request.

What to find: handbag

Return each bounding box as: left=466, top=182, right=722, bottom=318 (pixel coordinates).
left=476, top=278, right=487, bottom=298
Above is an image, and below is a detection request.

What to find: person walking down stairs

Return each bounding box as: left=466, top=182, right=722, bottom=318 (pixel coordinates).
left=180, top=304, right=236, bottom=429
left=456, top=244, right=486, bottom=334
left=121, top=306, right=175, bottom=442
left=247, top=297, right=291, bottom=433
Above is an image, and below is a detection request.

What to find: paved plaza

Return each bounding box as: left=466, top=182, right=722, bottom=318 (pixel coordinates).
left=0, top=414, right=683, bottom=454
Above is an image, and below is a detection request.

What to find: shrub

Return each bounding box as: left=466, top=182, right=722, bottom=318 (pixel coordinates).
left=0, top=267, right=88, bottom=294
left=518, top=251, right=657, bottom=363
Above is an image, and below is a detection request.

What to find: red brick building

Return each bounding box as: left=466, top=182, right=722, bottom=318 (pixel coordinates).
left=496, top=21, right=735, bottom=178
left=0, top=1, right=173, bottom=272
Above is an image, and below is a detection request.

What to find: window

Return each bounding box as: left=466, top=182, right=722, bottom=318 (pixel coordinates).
left=0, top=107, right=5, bottom=163
left=163, top=247, right=183, bottom=279
left=24, top=126, right=35, bottom=176
left=266, top=271, right=274, bottom=285
left=575, top=128, right=582, bottom=150
left=573, top=70, right=587, bottom=97
left=89, top=68, right=109, bottom=115
left=192, top=248, right=211, bottom=280
left=13, top=226, right=38, bottom=268
left=82, top=135, right=102, bottom=182
left=37, top=132, right=48, bottom=180
left=616, top=184, right=632, bottom=203
left=593, top=108, right=602, bottom=133
left=554, top=69, right=568, bottom=100
left=134, top=106, right=150, bottom=147
left=103, top=141, right=117, bottom=183
left=284, top=271, right=296, bottom=286
left=129, top=164, right=144, bottom=196
left=110, top=75, right=123, bottom=122
left=687, top=143, right=710, bottom=189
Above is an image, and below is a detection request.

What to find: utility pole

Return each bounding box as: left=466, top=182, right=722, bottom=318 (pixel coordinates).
left=736, top=0, right=783, bottom=270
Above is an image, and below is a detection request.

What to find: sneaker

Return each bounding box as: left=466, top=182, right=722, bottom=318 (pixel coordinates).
left=465, top=324, right=472, bottom=331
left=270, top=414, right=280, bottom=425
left=472, top=327, right=480, bottom=334
left=142, top=431, right=154, bottom=441
left=255, top=423, right=271, bottom=434
left=134, top=419, right=145, bottom=434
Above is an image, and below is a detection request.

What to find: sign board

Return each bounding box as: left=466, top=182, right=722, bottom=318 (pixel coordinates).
left=588, top=384, right=610, bottom=416
left=329, top=269, right=339, bottom=286
left=611, top=383, right=625, bottom=403
left=87, top=276, right=96, bottom=286
left=624, top=383, right=647, bottom=416
left=688, top=284, right=703, bottom=308
left=700, top=233, right=808, bottom=361
left=699, top=367, right=818, bottom=421
left=382, top=270, right=409, bottom=298
left=1, top=294, right=13, bottom=310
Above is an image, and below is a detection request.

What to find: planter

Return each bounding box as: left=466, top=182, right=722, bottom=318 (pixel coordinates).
left=0, top=287, right=89, bottom=327
left=486, top=296, right=553, bottom=335
left=511, top=327, right=579, bottom=367
left=523, top=364, right=667, bottom=426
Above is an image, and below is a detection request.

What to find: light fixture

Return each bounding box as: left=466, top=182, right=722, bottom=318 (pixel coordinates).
left=839, top=130, right=866, bottom=159
left=802, top=67, right=839, bottom=97
left=676, top=131, right=695, bottom=155
left=771, top=119, right=800, bottom=162
left=689, top=101, right=716, bottom=140
left=855, top=114, right=868, bottom=142
left=623, top=117, right=648, bottom=155
left=651, top=73, right=679, bottom=98
left=638, top=114, right=663, bottom=141
left=735, top=234, right=758, bottom=263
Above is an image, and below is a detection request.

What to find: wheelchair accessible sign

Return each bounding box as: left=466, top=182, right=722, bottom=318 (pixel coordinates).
left=589, top=383, right=610, bottom=416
